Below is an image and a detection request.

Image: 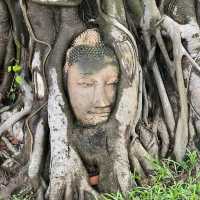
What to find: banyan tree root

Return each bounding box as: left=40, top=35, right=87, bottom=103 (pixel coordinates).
left=0, top=0, right=14, bottom=104
left=0, top=33, right=15, bottom=103
left=153, top=16, right=200, bottom=161
left=97, top=0, right=145, bottom=186
left=28, top=118, right=47, bottom=191
left=0, top=80, right=33, bottom=137
left=21, top=1, right=56, bottom=192
left=0, top=0, right=10, bottom=67
left=164, top=0, right=200, bottom=153
left=138, top=0, right=200, bottom=162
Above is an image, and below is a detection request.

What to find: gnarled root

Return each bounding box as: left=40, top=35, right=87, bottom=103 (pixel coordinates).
left=0, top=80, right=33, bottom=137
left=129, top=137, right=154, bottom=178
left=0, top=33, right=15, bottom=104
left=48, top=148, right=99, bottom=200
left=108, top=131, right=136, bottom=195
left=28, top=118, right=47, bottom=191
left=0, top=0, right=10, bottom=67
left=140, top=0, right=192, bottom=161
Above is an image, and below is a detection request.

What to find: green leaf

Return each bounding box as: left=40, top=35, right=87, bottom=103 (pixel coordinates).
left=13, top=64, right=22, bottom=73
left=8, top=66, right=12, bottom=72
left=15, top=76, right=23, bottom=85
left=8, top=64, right=22, bottom=73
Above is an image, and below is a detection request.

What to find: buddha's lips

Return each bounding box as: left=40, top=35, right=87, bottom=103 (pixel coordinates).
left=87, top=109, right=111, bottom=115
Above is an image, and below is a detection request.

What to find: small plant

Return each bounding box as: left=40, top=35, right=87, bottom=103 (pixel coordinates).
left=6, top=64, right=23, bottom=104
left=8, top=64, right=23, bottom=85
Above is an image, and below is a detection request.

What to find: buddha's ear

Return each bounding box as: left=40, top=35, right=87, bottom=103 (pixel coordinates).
left=64, top=62, right=70, bottom=74
left=63, top=62, right=69, bottom=92
left=65, top=48, right=72, bottom=73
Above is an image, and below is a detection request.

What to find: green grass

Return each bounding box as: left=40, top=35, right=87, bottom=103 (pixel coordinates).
left=10, top=187, right=35, bottom=200
left=103, top=151, right=200, bottom=200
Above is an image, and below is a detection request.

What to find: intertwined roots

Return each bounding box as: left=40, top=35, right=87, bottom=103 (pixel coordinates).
left=1, top=0, right=200, bottom=199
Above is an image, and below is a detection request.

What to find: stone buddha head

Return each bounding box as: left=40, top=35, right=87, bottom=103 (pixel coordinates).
left=64, top=29, right=120, bottom=126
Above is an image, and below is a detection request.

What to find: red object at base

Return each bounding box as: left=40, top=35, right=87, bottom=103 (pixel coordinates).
left=89, top=175, right=99, bottom=186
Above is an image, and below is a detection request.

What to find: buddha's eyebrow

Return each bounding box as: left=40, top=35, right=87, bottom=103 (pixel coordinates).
left=80, top=72, right=93, bottom=76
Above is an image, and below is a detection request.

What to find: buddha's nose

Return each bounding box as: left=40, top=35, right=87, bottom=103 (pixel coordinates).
left=94, top=84, right=110, bottom=108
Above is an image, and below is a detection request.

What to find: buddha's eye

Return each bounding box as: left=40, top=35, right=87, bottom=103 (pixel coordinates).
left=78, top=81, right=95, bottom=88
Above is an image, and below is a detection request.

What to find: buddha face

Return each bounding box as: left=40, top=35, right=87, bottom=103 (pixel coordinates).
left=67, top=58, right=119, bottom=126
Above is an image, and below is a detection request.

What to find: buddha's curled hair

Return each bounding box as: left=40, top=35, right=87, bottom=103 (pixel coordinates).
left=72, top=28, right=101, bottom=47
left=65, top=29, right=117, bottom=71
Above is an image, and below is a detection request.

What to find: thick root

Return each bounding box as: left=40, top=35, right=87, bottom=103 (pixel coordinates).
left=0, top=80, right=33, bottom=137
left=48, top=148, right=99, bottom=200
left=129, top=138, right=154, bottom=177
left=28, top=118, right=47, bottom=190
